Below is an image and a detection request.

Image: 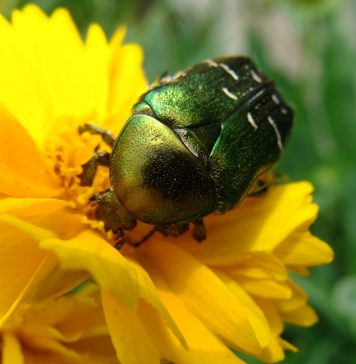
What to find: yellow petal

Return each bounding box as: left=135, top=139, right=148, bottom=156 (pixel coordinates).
left=276, top=281, right=318, bottom=328
left=289, top=266, right=310, bottom=276
left=0, top=207, right=87, bottom=325
left=222, top=252, right=288, bottom=281
left=254, top=336, right=285, bottom=363
left=2, top=333, right=24, bottom=364
left=0, top=11, right=50, bottom=146
left=110, top=26, right=126, bottom=49
left=18, top=324, right=81, bottom=359
left=10, top=6, right=86, bottom=145
left=139, top=293, right=245, bottom=364
left=280, top=338, right=298, bottom=352
left=281, top=304, right=318, bottom=327
left=40, top=231, right=185, bottom=346
left=237, top=277, right=292, bottom=300
left=277, top=280, right=307, bottom=312
left=24, top=295, right=106, bottom=338
left=84, top=24, right=110, bottom=119
left=0, top=217, right=54, bottom=325
left=217, top=273, right=271, bottom=349
left=179, top=182, right=319, bottom=266
left=0, top=104, right=58, bottom=197
left=135, top=261, right=245, bottom=364
left=107, top=42, right=147, bottom=133
left=141, top=239, right=267, bottom=354
left=0, top=197, right=85, bottom=241
left=24, top=352, right=115, bottom=364
left=274, top=231, right=334, bottom=266
left=0, top=198, right=67, bottom=215
left=101, top=290, right=160, bottom=364
left=254, top=298, right=283, bottom=334
left=13, top=295, right=116, bottom=363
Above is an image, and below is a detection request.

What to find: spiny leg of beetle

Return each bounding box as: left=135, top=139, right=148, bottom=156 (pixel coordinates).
left=78, top=123, right=116, bottom=148
left=191, top=219, right=206, bottom=242
left=127, top=226, right=159, bottom=248
left=157, top=221, right=206, bottom=242
left=113, top=229, right=127, bottom=250
left=90, top=189, right=136, bottom=249
left=127, top=223, right=190, bottom=248
left=247, top=173, right=279, bottom=197
left=79, top=149, right=111, bottom=186
left=78, top=123, right=116, bottom=186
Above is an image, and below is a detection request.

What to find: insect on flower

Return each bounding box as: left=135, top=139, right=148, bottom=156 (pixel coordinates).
left=79, top=56, right=293, bottom=246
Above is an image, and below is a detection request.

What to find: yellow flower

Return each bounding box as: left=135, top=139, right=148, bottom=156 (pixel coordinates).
left=0, top=5, right=333, bottom=364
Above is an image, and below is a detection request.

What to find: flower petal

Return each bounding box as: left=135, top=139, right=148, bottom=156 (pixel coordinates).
left=0, top=196, right=85, bottom=243
left=217, top=273, right=271, bottom=349
left=179, top=182, right=318, bottom=266
left=254, top=298, right=283, bottom=335
left=141, top=239, right=268, bottom=354
left=107, top=41, right=147, bottom=133
left=139, top=293, right=245, bottom=364
left=102, top=290, right=160, bottom=364
left=0, top=104, right=58, bottom=197
left=221, top=252, right=288, bottom=281
left=2, top=333, right=24, bottom=364
left=18, top=325, right=82, bottom=359
left=9, top=6, right=85, bottom=145
left=0, top=217, right=54, bottom=325
left=40, top=231, right=185, bottom=347
left=274, top=231, right=334, bottom=266
left=136, top=257, right=246, bottom=364
left=255, top=336, right=285, bottom=363
left=277, top=281, right=318, bottom=326
left=281, top=305, right=318, bottom=327
left=277, top=280, right=308, bottom=312
left=0, top=204, right=86, bottom=325
left=84, top=24, right=110, bottom=119
left=0, top=197, right=66, bottom=215
left=236, top=277, right=292, bottom=300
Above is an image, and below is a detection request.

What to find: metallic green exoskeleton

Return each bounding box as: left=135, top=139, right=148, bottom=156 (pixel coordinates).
left=80, top=56, right=293, bottom=244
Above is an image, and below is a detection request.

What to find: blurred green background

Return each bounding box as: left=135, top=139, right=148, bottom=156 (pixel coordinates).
left=1, top=0, right=355, bottom=362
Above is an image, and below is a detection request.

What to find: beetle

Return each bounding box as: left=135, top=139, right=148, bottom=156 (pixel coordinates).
left=79, top=56, right=293, bottom=246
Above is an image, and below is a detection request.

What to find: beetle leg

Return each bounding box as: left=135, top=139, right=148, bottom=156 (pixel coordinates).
left=90, top=188, right=136, bottom=233
left=113, top=229, right=127, bottom=249
left=78, top=123, right=116, bottom=148
left=128, top=226, right=159, bottom=248
left=157, top=224, right=189, bottom=238
left=248, top=179, right=270, bottom=196
left=129, top=223, right=191, bottom=247
left=191, top=219, right=206, bottom=242
left=79, top=150, right=111, bottom=186
left=248, top=172, right=283, bottom=197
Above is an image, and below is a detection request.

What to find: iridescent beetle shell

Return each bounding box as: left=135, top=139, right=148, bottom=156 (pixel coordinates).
left=110, top=56, right=293, bottom=225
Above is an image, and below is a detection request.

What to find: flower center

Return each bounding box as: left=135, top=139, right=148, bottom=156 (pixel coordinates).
left=46, top=116, right=113, bottom=235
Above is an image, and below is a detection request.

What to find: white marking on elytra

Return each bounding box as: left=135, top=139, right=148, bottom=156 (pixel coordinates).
left=173, top=71, right=186, bottom=80
left=281, top=108, right=288, bottom=114
left=271, top=94, right=280, bottom=104
left=250, top=69, right=263, bottom=83
left=205, top=59, right=218, bottom=67
left=219, top=63, right=239, bottom=80
left=267, top=116, right=283, bottom=151
left=222, top=87, right=237, bottom=100
left=247, top=112, right=258, bottom=130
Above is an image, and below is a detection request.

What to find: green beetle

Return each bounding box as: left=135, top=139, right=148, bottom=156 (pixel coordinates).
left=79, top=56, right=293, bottom=245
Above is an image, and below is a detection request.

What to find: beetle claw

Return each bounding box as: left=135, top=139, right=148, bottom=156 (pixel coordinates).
left=78, top=151, right=111, bottom=186
left=192, top=219, right=206, bottom=242
left=78, top=123, right=116, bottom=147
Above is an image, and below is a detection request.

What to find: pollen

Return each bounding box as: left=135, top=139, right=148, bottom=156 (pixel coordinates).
left=45, top=116, right=113, bottom=234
